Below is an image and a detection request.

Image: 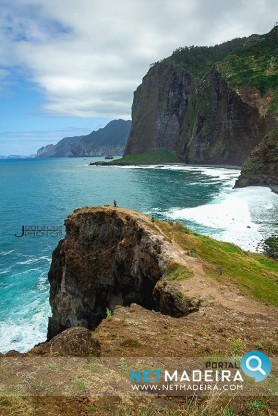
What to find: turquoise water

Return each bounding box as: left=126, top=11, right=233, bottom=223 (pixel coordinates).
left=0, top=157, right=277, bottom=352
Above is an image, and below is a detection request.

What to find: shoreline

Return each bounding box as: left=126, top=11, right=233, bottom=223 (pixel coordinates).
left=90, top=161, right=242, bottom=169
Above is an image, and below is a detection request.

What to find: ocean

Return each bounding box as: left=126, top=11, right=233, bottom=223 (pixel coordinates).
left=0, top=157, right=277, bottom=353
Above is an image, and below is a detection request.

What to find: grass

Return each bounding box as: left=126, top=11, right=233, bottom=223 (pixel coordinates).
left=120, top=339, right=142, bottom=348
left=254, top=339, right=278, bottom=354
left=164, top=262, right=194, bottom=281
left=157, top=219, right=278, bottom=306
left=109, top=148, right=180, bottom=165
left=227, top=338, right=245, bottom=356
left=246, top=399, right=265, bottom=412
left=75, top=378, right=85, bottom=391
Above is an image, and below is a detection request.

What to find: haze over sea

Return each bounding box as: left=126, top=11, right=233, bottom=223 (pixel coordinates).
left=0, top=157, right=277, bottom=353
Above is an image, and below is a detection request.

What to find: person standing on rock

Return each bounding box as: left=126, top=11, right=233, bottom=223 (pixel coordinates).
left=114, top=199, right=117, bottom=207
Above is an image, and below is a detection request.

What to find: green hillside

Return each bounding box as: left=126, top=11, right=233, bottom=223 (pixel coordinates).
left=218, top=26, right=278, bottom=114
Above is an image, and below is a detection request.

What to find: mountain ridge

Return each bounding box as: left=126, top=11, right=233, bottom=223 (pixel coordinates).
left=36, top=119, right=131, bottom=157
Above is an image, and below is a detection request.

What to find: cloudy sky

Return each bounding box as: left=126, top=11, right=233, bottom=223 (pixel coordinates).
left=0, top=0, right=276, bottom=155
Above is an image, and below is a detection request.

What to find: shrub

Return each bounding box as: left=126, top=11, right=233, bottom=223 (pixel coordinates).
left=255, top=339, right=278, bottom=354
left=120, top=339, right=142, bottom=348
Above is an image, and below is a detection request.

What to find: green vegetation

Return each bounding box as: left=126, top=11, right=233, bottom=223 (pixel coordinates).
left=218, top=26, right=278, bottom=114
left=105, top=308, right=112, bottom=319
left=75, top=378, right=85, bottom=391
left=262, top=235, right=278, bottom=260
left=120, top=338, right=142, bottom=348
left=255, top=339, right=278, bottom=354
left=222, top=410, right=236, bottom=416
left=149, top=26, right=277, bottom=109
left=118, top=357, right=129, bottom=374
left=48, top=364, right=59, bottom=373
left=109, top=148, right=179, bottom=165
left=150, top=35, right=248, bottom=81
left=164, top=262, right=194, bottom=281
left=245, top=400, right=265, bottom=413
left=157, top=220, right=278, bottom=305
left=227, top=338, right=245, bottom=356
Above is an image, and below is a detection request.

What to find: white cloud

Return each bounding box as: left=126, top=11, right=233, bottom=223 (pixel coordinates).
left=0, top=0, right=276, bottom=118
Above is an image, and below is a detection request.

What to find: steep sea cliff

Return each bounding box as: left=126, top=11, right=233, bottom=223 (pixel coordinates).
left=122, top=27, right=277, bottom=187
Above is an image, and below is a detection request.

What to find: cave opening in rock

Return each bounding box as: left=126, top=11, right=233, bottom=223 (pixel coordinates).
left=106, top=270, right=160, bottom=319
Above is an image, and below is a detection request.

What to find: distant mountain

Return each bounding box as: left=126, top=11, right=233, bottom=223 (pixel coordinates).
left=36, top=119, right=131, bottom=157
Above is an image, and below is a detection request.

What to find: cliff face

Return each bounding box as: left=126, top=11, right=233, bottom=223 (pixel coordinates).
left=235, top=125, right=278, bottom=191
left=125, top=65, right=195, bottom=156
left=125, top=65, right=273, bottom=165
left=180, top=67, right=273, bottom=165
left=37, top=119, right=131, bottom=157
left=124, top=27, right=277, bottom=167
left=47, top=207, right=199, bottom=340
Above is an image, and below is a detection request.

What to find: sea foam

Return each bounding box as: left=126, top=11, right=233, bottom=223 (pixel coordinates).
left=165, top=186, right=278, bottom=251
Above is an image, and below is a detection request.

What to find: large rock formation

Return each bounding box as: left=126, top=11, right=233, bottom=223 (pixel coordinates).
left=47, top=206, right=199, bottom=340
left=234, top=125, right=278, bottom=192
left=46, top=206, right=278, bottom=349
left=37, top=119, right=131, bottom=157
left=123, top=27, right=277, bottom=168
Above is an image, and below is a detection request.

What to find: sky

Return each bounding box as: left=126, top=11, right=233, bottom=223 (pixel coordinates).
left=0, top=0, right=276, bottom=155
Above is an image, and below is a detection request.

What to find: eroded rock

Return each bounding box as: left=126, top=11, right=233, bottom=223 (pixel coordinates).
left=153, top=281, right=200, bottom=317
left=31, top=327, right=101, bottom=357
left=48, top=207, right=171, bottom=339
left=47, top=207, right=200, bottom=340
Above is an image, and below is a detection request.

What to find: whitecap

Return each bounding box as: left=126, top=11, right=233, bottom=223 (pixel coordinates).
left=0, top=250, right=15, bottom=256
left=164, top=186, right=278, bottom=252
left=117, top=164, right=240, bottom=183
left=0, top=266, right=13, bottom=275
left=0, top=302, right=50, bottom=353
left=16, top=256, right=51, bottom=265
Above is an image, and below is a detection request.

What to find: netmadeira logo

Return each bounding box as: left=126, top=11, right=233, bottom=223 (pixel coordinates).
left=129, top=352, right=271, bottom=392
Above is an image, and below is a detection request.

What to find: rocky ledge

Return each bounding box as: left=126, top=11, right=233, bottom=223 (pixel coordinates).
left=47, top=206, right=201, bottom=340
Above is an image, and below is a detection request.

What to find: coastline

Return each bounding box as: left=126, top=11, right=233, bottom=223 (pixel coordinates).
left=90, top=160, right=242, bottom=169
left=1, top=158, right=277, bottom=355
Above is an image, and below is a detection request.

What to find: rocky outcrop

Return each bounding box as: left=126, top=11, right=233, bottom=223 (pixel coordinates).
left=37, top=119, right=131, bottom=157
left=47, top=207, right=199, bottom=340
left=123, top=27, right=277, bottom=167
left=153, top=281, right=200, bottom=317
left=30, top=327, right=101, bottom=357
left=234, top=125, right=278, bottom=192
